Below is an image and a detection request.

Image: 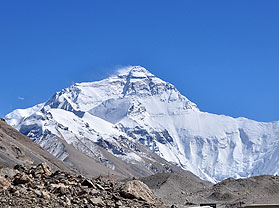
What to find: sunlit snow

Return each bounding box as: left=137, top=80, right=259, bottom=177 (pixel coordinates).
left=5, top=66, right=279, bottom=182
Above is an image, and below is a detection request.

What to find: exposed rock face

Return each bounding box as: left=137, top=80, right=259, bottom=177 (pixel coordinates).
left=0, top=163, right=165, bottom=207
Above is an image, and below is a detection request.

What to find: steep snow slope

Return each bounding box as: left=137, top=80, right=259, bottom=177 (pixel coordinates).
left=5, top=66, right=279, bottom=182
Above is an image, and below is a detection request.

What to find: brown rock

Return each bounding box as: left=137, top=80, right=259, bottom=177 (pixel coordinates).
left=34, top=163, right=52, bottom=177
left=55, top=187, right=67, bottom=195
left=33, top=189, right=42, bottom=197
left=81, top=178, right=94, bottom=188
left=65, top=197, right=71, bottom=206
left=14, top=164, right=26, bottom=172
left=68, top=176, right=77, bottom=185
left=96, top=183, right=105, bottom=190
left=0, top=167, right=19, bottom=178
left=116, top=200, right=123, bottom=206
left=49, top=183, right=69, bottom=195
left=41, top=190, right=51, bottom=199
left=90, top=188, right=99, bottom=194
left=50, top=183, right=67, bottom=189
left=89, top=197, right=105, bottom=206
left=0, top=176, right=11, bottom=189
left=120, top=180, right=157, bottom=203
left=13, top=173, right=32, bottom=185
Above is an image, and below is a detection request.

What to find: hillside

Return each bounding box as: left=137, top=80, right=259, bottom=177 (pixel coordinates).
left=141, top=172, right=279, bottom=208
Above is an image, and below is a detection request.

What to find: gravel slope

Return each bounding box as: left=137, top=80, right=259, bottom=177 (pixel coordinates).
left=140, top=172, right=279, bottom=208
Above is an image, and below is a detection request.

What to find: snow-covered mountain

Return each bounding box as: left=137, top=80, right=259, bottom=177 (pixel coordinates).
left=5, top=66, right=279, bottom=182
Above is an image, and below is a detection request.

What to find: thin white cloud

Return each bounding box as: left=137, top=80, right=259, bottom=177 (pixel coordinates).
left=18, top=96, right=24, bottom=100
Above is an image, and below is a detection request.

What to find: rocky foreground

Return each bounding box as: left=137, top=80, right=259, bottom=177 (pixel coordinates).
left=0, top=163, right=165, bottom=208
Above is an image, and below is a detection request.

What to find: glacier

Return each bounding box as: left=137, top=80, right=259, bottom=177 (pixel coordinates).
left=5, top=66, right=279, bottom=182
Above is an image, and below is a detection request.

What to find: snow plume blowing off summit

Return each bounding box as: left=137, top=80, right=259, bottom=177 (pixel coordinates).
left=114, top=65, right=135, bottom=75
left=5, top=66, right=279, bottom=183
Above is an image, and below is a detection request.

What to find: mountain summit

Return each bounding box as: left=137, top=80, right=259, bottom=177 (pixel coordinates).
left=5, top=66, right=279, bottom=182
left=116, top=66, right=154, bottom=77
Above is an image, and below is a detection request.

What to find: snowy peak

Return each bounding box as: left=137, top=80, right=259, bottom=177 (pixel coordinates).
left=7, top=66, right=279, bottom=183
left=116, top=66, right=154, bottom=78
left=119, top=66, right=156, bottom=96
left=38, top=66, right=199, bottom=113
left=113, top=66, right=166, bottom=97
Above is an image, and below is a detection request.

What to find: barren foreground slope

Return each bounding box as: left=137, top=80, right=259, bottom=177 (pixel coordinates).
left=0, top=118, right=74, bottom=172
left=141, top=173, right=279, bottom=208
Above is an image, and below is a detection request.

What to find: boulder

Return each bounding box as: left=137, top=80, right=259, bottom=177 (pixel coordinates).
left=81, top=179, right=94, bottom=188
left=0, top=176, right=11, bottom=189
left=89, top=197, right=105, bottom=206
left=0, top=167, right=19, bottom=178
left=65, top=197, right=71, bottom=206
left=50, top=183, right=67, bottom=189
left=14, top=164, right=26, bottom=172
left=96, top=183, right=105, bottom=190
left=33, top=163, right=52, bottom=177
left=41, top=190, right=51, bottom=199
left=13, top=173, right=32, bottom=185
left=49, top=183, right=68, bottom=195
left=120, top=180, right=157, bottom=203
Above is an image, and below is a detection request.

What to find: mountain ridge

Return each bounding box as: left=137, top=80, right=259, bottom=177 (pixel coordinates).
left=5, top=66, right=279, bottom=182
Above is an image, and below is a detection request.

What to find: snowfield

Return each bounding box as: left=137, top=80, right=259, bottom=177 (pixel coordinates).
left=5, top=66, right=279, bottom=182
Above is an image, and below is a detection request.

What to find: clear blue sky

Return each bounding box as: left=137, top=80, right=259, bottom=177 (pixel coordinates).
left=0, top=0, right=278, bottom=122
